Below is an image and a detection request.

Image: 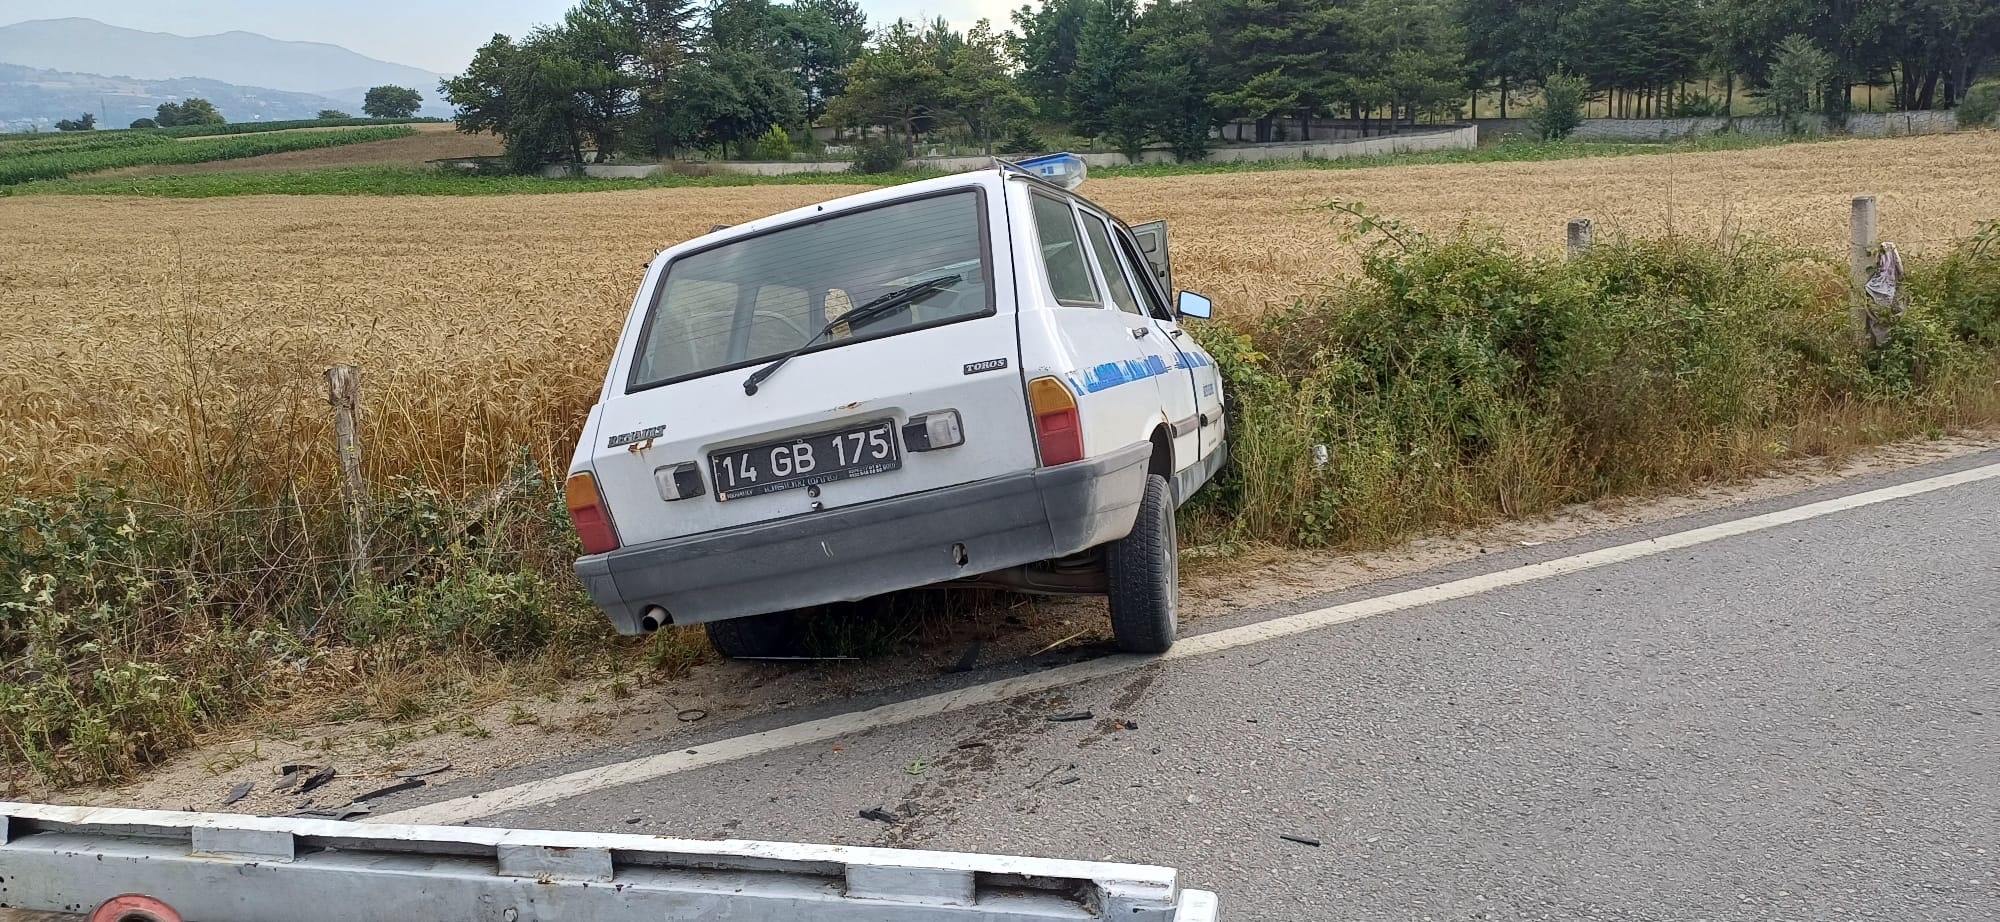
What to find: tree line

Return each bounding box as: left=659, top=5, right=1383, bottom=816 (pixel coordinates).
left=46, top=86, right=427, bottom=132
left=444, top=0, right=2000, bottom=169
left=1468, top=0, right=1999, bottom=123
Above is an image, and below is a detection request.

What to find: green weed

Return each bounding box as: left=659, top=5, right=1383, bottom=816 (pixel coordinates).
left=1910, top=219, right=2000, bottom=348
left=0, top=117, right=435, bottom=145
left=1184, top=214, right=2000, bottom=548
left=0, top=484, right=274, bottom=784
left=0, top=465, right=622, bottom=787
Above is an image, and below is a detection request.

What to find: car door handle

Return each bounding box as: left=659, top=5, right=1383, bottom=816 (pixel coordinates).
left=1168, top=329, right=1184, bottom=339
left=1131, top=327, right=1150, bottom=338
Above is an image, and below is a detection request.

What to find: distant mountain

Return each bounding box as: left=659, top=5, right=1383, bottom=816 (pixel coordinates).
left=0, top=62, right=355, bottom=130
left=0, top=18, right=449, bottom=115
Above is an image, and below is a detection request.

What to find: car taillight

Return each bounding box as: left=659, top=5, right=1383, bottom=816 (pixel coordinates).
left=565, top=471, right=620, bottom=555
left=1028, top=376, right=1083, bottom=466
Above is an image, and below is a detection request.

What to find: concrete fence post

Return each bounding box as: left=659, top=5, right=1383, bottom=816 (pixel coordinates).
left=1566, top=219, right=1594, bottom=261
left=1849, top=196, right=1881, bottom=347
left=1849, top=195, right=1878, bottom=288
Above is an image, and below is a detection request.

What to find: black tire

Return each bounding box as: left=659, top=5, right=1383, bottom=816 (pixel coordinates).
left=1105, top=473, right=1178, bottom=653
left=704, top=609, right=800, bottom=659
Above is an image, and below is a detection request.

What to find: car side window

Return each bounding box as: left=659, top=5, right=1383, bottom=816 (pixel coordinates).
left=1114, top=229, right=1173, bottom=321
left=1030, top=193, right=1100, bottom=305
left=1080, top=212, right=1145, bottom=316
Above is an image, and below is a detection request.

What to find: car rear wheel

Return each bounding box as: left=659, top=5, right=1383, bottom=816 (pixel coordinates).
left=1105, top=473, right=1178, bottom=653
left=704, top=610, right=800, bottom=659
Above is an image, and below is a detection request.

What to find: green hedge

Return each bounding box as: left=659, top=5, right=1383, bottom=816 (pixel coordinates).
left=0, top=132, right=167, bottom=158
left=0, top=117, right=436, bottom=145
left=1186, top=217, right=2000, bottom=547
left=152, top=117, right=438, bottom=138
left=0, top=125, right=419, bottom=186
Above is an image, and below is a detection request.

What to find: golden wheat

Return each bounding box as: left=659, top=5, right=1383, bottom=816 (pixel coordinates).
left=1087, top=131, right=2000, bottom=310
left=2, top=132, right=1995, bottom=497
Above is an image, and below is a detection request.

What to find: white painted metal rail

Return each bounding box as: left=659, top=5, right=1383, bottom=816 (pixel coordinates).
left=0, top=802, right=1218, bottom=921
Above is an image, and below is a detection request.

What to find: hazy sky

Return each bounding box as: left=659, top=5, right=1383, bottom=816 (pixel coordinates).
left=0, top=0, right=1019, bottom=74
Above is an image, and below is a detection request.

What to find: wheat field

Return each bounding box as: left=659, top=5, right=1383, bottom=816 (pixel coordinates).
left=3, top=132, right=1996, bottom=494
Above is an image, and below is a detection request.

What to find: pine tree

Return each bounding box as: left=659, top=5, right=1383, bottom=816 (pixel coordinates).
left=1067, top=0, right=1136, bottom=138
left=1125, top=0, right=1213, bottom=160
left=779, top=0, right=869, bottom=125
left=1202, top=0, right=1346, bottom=141
left=1009, top=0, right=1097, bottom=122
left=948, top=21, right=1036, bottom=153
left=825, top=19, right=953, bottom=153
left=611, top=0, right=701, bottom=156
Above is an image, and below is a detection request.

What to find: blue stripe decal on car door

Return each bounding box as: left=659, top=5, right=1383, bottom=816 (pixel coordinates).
left=1062, top=344, right=1214, bottom=395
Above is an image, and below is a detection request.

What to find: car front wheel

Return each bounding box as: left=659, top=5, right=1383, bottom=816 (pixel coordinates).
left=1105, top=473, right=1178, bottom=653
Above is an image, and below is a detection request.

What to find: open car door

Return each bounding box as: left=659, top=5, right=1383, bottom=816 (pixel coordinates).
left=1130, top=220, right=1170, bottom=291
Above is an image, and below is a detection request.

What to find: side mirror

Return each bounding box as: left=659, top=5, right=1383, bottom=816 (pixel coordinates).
left=1176, top=290, right=1214, bottom=320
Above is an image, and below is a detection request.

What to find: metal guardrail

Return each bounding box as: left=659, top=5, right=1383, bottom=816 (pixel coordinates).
left=0, top=802, right=1219, bottom=921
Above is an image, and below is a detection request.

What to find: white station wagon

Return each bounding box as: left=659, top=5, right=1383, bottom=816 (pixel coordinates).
left=564, top=159, right=1226, bottom=658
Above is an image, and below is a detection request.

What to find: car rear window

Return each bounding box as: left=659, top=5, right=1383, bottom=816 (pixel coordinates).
left=629, top=190, right=991, bottom=390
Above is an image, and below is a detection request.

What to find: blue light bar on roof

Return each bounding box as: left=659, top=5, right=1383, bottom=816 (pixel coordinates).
left=1013, top=152, right=1087, bottom=190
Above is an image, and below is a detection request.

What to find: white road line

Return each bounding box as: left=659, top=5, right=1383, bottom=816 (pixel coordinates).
left=374, top=460, right=2000, bottom=826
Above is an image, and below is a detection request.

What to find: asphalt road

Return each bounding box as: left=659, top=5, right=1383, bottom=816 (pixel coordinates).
left=458, top=452, right=2000, bottom=921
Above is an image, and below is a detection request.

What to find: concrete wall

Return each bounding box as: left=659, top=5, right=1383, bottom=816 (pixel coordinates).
left=1216, top=120, right=1373, bottom=143
left=1199, top=127, right=1477, bottom=162
left=537, top=163, right=672, bottom=178
left=812, top=119, right=1417, bottom=144
left=1468, top=118, right=1534, bottom=142
left=1472, top=109, right=1961, bottom=142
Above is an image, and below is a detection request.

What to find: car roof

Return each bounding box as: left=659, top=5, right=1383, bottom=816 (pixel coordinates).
left=644, top=166, right=1136, bottom=276
left=651, top=170, right=1003, bottom=268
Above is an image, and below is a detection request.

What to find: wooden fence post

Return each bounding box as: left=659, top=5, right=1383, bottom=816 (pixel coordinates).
left=325, top=365, right=369, bottom=584
left=1566, top=219, right=1593, bottom=261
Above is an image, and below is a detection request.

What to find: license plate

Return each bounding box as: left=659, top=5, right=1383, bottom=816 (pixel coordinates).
left=710, top=420, right=901, bottom=501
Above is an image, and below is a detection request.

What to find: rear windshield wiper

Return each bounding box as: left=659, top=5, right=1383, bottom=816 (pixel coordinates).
left=742, top=274, right=962, bottom=396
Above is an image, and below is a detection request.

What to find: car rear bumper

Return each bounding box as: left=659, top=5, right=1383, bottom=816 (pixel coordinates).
left=576, top=441, right=1154, bottom=633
